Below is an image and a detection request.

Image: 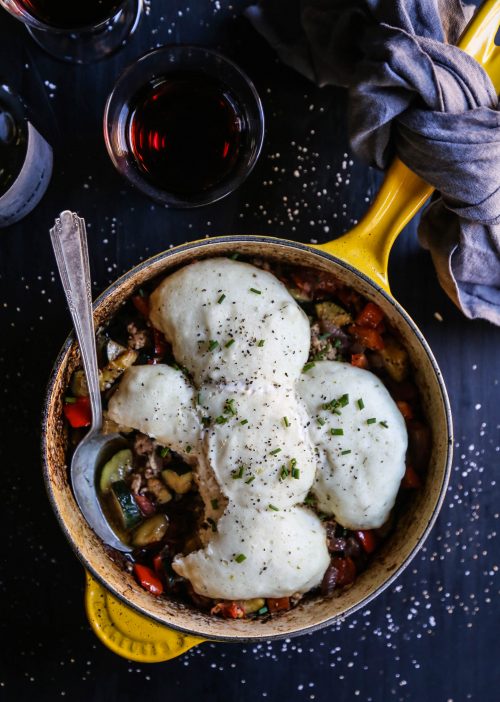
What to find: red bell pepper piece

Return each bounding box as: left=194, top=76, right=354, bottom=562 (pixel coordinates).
left=133, top=493, right=156, bottom=517
left=401, top=465, right=422, bottom=489
left=356, top=302, right=385, bottom=329
left=267, top=596, right=291, bottom=613
left=331, top=555, right=357, bottom=587
left=132, top=293, right=150, bottom=317
left=348, top=324, right=385, bottom=350
left=355, top=530, right=377, bottom=554
left=133, top=563, right=164, bottom=596
left=63, top=396, right=91, bottom=428
left=351, top=352, right=369, bottom=369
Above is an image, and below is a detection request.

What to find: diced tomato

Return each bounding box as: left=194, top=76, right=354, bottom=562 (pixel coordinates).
left=351, top=352, right=369, bottom=369
left=355, top=530, right=377, bottom=554
left=396, top=400, right=414, bottom=420
left=132, top=293, right=149, bottom=317
left=267, top=597, right=291, bottom=613
left=356, top=302, right=385, bottom=329
left=211, top=601, right=245, bottom=619
left=291, top=269, right=337, bottom=298
left=63, top=396, right=91, bottom=428
left=152, top=553, right=164, bottom=576
left=348, top=324, right=385, bottom=350
left=332, top=556, right=357, bottom=587
left=133, top=493, right=156, bottom=517
left=153, top=327, right=167, bottom=357
left=401, top=465, right=422, bottom=489
left=133, top=564, right=164, bottom=595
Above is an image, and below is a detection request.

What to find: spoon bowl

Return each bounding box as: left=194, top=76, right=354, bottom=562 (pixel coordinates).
left=50, top=210, right=132, bottom=553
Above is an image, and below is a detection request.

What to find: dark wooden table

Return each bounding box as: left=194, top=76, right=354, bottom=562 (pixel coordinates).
left=1, top=2, right=499, bottom=700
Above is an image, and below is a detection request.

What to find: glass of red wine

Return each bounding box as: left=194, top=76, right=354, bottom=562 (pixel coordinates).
left=104, top=46, right=265, bottom=208
left=0, top=0, right=142, bottom=63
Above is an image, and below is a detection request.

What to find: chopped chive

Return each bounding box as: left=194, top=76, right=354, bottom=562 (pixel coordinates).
left=245, top=475, right=255, bottom=484
left=366, top=417, right=377, bottom=425
left=302, top=361, right=316, bottom=373
left=64, top=396, right=77, bottom=404
left=234, top=553, right=246, bottom=563
left=379, top=420, right=389, bottom=428
left=330, top=428, right=344, bottom=436
left=268, top=504, right=280, bottom=511
left=202, top=416, right=211, bottom=427
left=318, top=332, right=331, bottom=340
left=215, top=415, right=228, bottom=424
left=206, top=517, right=217, bottom=532
left=317, top=417, right=326, bottom=426
left=217, top=293, right=226, bottom=304
left=249, top=287, right=261, bottom=294
left=341, top=449, right=352, bottom=455
left=270, top=447, right=282, bottom=456
left=225, top=338, right=235, bottom=348
left=211, top=498, right=219, bottom=510
left=208, top=339, right=219, bottom=351
left=186, top=445, right=192, bottom=454
left=232, top=465, right=245, bottom=479
left=258, top=606, right=268, bottom=615
left=357, top=398, right=365, bottom=410
left=283, top=416, right=290, bottom=428
left=334, top=338, right=342, bottom=348
left=257, top=339, right=265, bottom=347
left=304, top=494, right=315, bottom=506
left=338, top=394, right=349, bottom=407
left=160, top=446, right=170, bottom=458
left=279, top=465, right=289, bottom=481
left=197, top=393, right=202, bottom=405
left=291, top=467, right=300, bottom=479
left=240, top=419, right=249, bottom=426
left=224, top=398, right=237, bottom=416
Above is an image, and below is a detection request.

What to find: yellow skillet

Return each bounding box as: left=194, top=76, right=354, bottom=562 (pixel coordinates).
left=85, top=0, right=500, bottom=662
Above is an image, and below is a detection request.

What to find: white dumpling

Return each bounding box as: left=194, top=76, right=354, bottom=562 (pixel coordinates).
left=149, top=258, right=310, bottom=386
left=107, top=364, right=201, bottom=459
left=173, top=505, right=330, bottom=599
left=297, top=361, right=407, bottom=529
left=201, top=383, right=316, bottom=509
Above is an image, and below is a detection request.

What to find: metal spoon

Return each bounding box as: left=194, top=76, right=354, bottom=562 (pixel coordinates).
left=50, top=210, right=131, bottom=552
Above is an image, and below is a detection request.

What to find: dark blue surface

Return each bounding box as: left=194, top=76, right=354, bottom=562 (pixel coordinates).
left=0, top=2, right=499, bottom=701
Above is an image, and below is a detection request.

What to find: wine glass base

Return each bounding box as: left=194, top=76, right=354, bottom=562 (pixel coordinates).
left=26, top=0, right=143, bottom=64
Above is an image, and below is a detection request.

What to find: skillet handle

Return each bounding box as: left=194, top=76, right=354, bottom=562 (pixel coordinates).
left=315, top=0, right=500, bottom=294
left=84, top=571, right=205, bottom=662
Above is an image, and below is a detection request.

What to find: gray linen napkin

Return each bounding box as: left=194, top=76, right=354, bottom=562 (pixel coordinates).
left=245, top=0, right=500, bottom=324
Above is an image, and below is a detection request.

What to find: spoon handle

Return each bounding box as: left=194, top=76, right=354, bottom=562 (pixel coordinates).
left=50, top=211, right=102, bottom=431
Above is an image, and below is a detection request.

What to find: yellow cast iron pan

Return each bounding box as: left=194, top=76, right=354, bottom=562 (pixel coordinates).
left=42, top=0, right=500, bottom=663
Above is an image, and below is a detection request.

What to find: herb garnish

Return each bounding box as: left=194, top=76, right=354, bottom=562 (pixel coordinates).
left=225, top=338, right=235, bottom=348
left=270, top=448, right=282, bottom=456
left=208, top=339, right=219, bottom=351
left=249, top=288, right=262, bottom=294
left=283, top=416, right=290, bottom=428
left=302, top=362, right=316, bottom=373
left=330, top=428, right=344, bottom=436
left=234, top=553, right=246, bottom=563
left=211, top=498, right=219, bottom=510
left=217, top=294, right=226, bottom=304
left=357, top=398, right=365, bottom=410
left=232, top=466, right=245, bottom=479
left=215, top=415, right=228, bottom=424
left=268, top=504, right=279, bottom=511
left=366, top=417, right=377, bottom=425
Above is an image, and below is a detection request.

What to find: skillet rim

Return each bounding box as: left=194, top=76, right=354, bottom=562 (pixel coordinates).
left=41, top=234, right=453, bottom=642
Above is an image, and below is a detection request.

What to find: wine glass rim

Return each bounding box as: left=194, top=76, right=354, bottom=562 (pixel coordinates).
left=0, top=0, right=130, bottom=32
left=103, top=44, right=265, bottom=208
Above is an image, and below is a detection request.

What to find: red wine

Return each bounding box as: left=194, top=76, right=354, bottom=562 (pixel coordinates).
left=17, top=0, right=123, bottom=29
left=127, top=72, right=246, bottom=197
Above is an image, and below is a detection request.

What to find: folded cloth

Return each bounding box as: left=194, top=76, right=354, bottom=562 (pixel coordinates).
left=245, top=0, right=500, bottom=324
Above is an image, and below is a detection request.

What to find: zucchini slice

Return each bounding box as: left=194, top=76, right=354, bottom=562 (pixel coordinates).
left=99, top=449, right=133, bottom=494
left=132, top=514, right=169, bottom=547
left=109, top=480, right=142, bottom=530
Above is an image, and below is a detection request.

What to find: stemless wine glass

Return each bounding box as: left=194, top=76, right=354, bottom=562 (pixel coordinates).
left=104, top=46, right=265, bottom=208
left=0, top=0, right=143, bottom=64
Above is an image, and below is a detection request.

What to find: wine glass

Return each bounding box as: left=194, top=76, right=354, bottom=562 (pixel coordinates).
left=0, top=0, right=143, bottom=64
left=104, top=46, right=265, bottom=208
